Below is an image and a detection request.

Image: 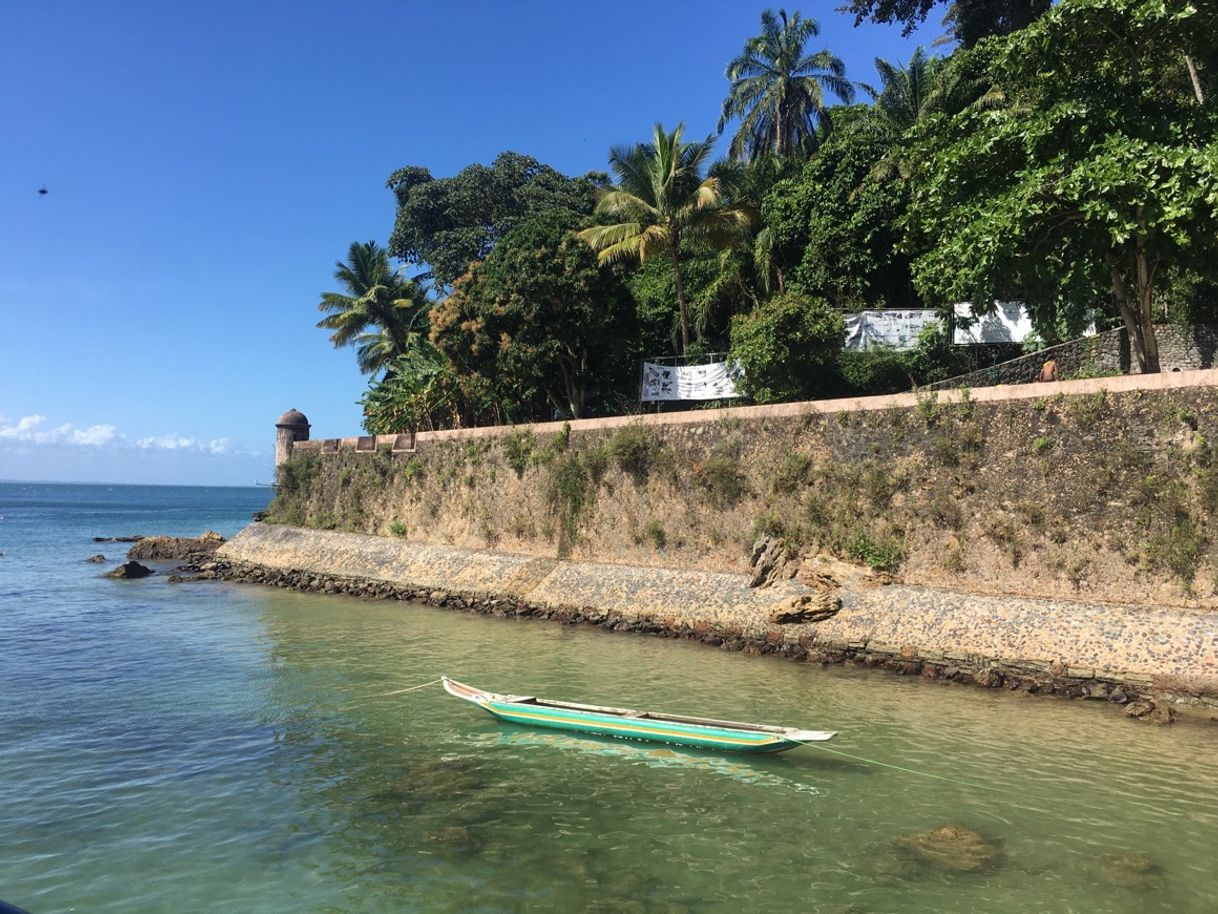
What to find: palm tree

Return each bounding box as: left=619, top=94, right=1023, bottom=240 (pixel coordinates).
left=858, top=48, right=997, bottom=180
left=577, top=123, right=751, bottom=354
left=718, top=9, right=855, bottom=161
left=316, top=240, right=430, bottom=376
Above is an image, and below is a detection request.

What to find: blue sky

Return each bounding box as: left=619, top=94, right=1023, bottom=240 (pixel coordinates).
left=0, top=1, right=938, bottom=485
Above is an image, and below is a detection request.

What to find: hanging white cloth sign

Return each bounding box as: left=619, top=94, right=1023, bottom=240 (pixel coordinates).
left=641, top=361, right=742, bottom=401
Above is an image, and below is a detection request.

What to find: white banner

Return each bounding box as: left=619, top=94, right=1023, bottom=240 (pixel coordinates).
left=953, top=301, right=1033, bottom=344
left=641, top=361, right=742, bottom=401
left=843, top=310, right=940, bottom=351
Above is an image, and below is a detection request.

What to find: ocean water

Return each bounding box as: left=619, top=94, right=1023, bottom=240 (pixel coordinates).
left=1, top=482, right=1216, bottom=913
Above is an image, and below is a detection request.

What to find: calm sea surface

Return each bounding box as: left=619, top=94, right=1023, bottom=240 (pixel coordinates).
left=1, top=482, right=1216, bottom=913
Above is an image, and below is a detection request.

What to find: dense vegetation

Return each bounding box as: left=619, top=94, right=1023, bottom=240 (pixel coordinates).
left=312, top=0, right=1218, bottom=433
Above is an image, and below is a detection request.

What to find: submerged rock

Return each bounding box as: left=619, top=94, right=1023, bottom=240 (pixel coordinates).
left=85, top=554, right=106, bottom=563
left=893, top=824, right=1001, bottom=873
left=1097, top=851, right=1164, bottom=889
left=105, top=561, right=155, bottom=579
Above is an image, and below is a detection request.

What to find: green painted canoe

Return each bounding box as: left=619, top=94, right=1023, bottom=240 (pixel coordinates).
left=442, top=677, right=836, bottom=754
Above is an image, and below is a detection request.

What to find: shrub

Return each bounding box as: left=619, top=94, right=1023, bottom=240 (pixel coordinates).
left=503, top=429, right=535, bottom=476
left=698, top=455, right=748, bottom=508
left=608, top=424, right=657, bottom=482
left=773, top=452, right=814, bottom=494
left=643, top=520, right=667, bottom=550
left=388, top=520, right=407, bottom=537
left=837, top=345, right=911, bottom=395
left=402, top=457, right=425, bottom=482
left=845, top=529, right=904, bottom=571
left=729, top=292, right=844, bottom=403
left=546, top=451, right=598, bottom=556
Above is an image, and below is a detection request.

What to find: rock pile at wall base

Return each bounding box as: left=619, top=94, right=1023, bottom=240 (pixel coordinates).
left=206, top=524, right=1218, bottom=722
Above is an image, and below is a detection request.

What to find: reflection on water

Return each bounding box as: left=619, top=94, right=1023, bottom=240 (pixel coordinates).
left=494, top=728, right=825, bottom=795
left=3, top=552, right=1218, bottom=912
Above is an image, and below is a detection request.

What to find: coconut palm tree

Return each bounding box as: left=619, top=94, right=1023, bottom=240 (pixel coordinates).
left=577, top=123, right=751, bottom=354
left=718, top=9, right=855, bottom=161
left=858, top=48, right=998, bottom=180
left=316, top=240, right=430, bottom=377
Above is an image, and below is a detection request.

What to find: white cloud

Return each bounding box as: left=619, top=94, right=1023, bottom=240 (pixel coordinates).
left=0, top=414, right=119, bottom=446
left=135, top=435, right=235, bottom=454
left=0, top=414, right=251, bottom=456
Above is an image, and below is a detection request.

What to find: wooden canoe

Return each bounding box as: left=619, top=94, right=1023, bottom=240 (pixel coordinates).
left=442, top=677, right=836, bottom=754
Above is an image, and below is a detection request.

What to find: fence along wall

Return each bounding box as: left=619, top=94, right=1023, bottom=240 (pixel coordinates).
left=929, top=324, right=1218, bottom=390
left=276, top=368, right=1218, bottom=609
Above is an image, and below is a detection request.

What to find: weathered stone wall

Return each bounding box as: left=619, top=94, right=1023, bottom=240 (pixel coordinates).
left=930, top=324, right=1218, bottom=391
left=270, top=369, right=1218, bottom=608
left=929, top=328, right=1128, bottom=389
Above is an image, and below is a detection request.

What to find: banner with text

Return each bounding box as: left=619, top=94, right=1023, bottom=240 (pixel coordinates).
left=640, top=361, right=742, bottom=401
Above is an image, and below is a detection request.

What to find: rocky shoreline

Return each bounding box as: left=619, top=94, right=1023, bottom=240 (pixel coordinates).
left=198, top=525, right=1218, bottom=725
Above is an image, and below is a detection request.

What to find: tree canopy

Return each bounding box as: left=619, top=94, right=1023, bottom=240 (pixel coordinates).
left=904, top=0, right=1218, bottom=372
left=319, top=0, right=1218, bottom=435
left=386, top=152, right=606, bottom=290
left=431, top=211, right=635, bottom=420
left=841, top=0, right=1052, bottom=47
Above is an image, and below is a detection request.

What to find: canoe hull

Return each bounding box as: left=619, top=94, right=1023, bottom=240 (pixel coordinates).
left=483, top=699, right=803, bottom=753
left=441, top=678, right=830, bottom=754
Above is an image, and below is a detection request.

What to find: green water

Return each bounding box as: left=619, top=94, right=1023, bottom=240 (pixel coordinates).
left=17, top=590, right=1218, bottom=914
left=3, top=485, right=1216, bottom=913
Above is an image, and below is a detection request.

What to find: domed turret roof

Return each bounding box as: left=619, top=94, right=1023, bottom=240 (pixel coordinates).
left=276, top=408, right=310, bottom=428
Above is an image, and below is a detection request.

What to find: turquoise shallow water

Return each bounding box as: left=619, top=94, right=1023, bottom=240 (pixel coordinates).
left=2, top=482, right=1217, bottom=913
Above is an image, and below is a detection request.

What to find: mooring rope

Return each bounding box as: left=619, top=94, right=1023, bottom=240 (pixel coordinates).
left=794, top=739, right=1007, bottom=793
left=336, top=677, right=442, bottom=711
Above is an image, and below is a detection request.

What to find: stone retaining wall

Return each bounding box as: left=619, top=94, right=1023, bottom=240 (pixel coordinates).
left=271, top=369, right=1218, bottom=607
left=929, top=324, right=1218, bottom=391
left=215, top=525, right=1218, bottom=720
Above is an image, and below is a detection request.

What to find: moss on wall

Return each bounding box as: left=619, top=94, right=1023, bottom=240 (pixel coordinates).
left=267, top=385, right=1218, bottom=606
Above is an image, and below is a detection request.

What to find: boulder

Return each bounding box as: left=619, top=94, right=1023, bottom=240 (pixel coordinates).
left=105, top=561, right=154, bottom=579
left=749, top=535, right=799, bottom=588
left=768, top=592, right=841, bottom=624
left=894, top=824, right=1001, bottom=873
left=127, top=531, right=226, bottom=561
left=85, top=554, right=107, bottom=563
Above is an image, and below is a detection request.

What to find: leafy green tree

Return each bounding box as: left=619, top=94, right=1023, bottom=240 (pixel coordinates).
left=904, top=0, right=1218, bottom=373
left=316, top=241, right=430, bottom=377
left=842, top=0, right=1052, bottom=47
left=764, top=106, right=918, bottom=309
left=431, top=212, right=635, bottom=419
left=577, top=123, right=751, bottom=354
left=718, top=9, right=854, bottom=161
left=729, top=291, right=844, bottom=402
left=386, top=152, right=606, bottom=290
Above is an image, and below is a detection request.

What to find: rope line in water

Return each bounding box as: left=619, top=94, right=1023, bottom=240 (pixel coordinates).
left=794, top=739, right=1006, bottom=793
left=337, top=677, right=442, bottom=711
